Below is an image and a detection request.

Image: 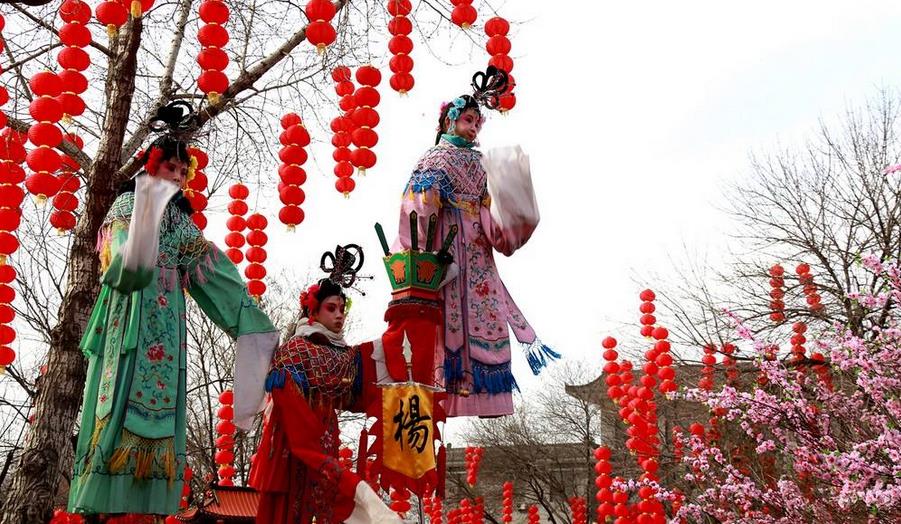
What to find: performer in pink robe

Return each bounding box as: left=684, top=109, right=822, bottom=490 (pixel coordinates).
left=394, top=67, right=559, bottom=417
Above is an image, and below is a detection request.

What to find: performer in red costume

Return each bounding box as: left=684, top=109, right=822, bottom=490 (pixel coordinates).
left=249, top=245, right=398, bottom=524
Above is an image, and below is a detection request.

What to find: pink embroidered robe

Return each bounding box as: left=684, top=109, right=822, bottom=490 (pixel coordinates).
left=394, top=139, right=557, bottom=417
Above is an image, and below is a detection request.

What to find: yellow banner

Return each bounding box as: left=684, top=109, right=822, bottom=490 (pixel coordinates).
left=382, top=384, right=436, bottom=479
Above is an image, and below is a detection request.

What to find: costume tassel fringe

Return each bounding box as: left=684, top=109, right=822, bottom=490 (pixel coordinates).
left=524, top=338, right=561, bottom=375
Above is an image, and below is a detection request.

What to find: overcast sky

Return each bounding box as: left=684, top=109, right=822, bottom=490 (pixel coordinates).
left=197, top=1, right=901, bottom=442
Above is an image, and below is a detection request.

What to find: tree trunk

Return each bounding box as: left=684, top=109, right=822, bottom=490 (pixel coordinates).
left=0, top=18, right=142, bottom=524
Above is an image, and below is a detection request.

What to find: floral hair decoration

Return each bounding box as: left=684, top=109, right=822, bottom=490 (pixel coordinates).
left=299, top=283, right=321, bottom=325
left=446, top=97, right=468, bottom=122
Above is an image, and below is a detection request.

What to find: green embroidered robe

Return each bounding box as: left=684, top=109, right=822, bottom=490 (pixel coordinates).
left=68, top=191, right=276, bottom=515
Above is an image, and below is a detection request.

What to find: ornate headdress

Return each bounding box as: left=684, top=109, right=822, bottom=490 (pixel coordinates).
left=299, top=244, right=368, bottom=322
left=140, top=101, right=199, bottom=175
left=441, top=66, right=510, bottom=122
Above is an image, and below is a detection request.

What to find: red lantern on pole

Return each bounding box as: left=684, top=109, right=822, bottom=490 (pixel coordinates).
left=225, top=183, right=248, bottom=264
left=305, top=0, right=336, bottom=52
left=197, top=0, right=230, bottom=103
left=387, top=0, right=415, bottom=94
left=484, top=16, right=516, bottom=111
left=215, top=389, right=236, bottom=486
left=245, top=213, right=268, bottom=300
left=57, top=0, right=91, bottom=123
left=277, top=113, right=308, bottom=230
left=347, top=66, right=381, bottom=178
left=501, top=481, right=513, bottom=523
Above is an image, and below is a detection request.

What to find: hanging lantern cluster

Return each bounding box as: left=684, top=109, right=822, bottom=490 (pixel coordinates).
left=225, top=183, right=248, bottom=264
left=464, top=446, right=483, bottom=485
left=501, top=481, right=513, bottom=523
left=699, top=344, right=715, bottom=391
left=472, top=497, right=484, bottom=524
left=790, top=321, right=807, bottom=365
left=389, top=488, right=411, bottom=517
left=185, top=147, right=209, bottom=230
left=305, top=0, right=336, bottom=53
left=458, top=499, right=471, bottom=523
left=215, top=389, right=236, bottom=486
left=197, top=0, right=230, bottom=104
left=0, top=130, right=26, bottom=267
left=484, top=17, right=516, bottom=112
left=0, top=263, right=16, bottom=374
left=567, top=496, right=586, bottom=524
left=348, top=66, right=381, bottom=181
left=51, top=132, right=82, bottom=233
left=179, top=466, right=193, bottom=509
left=796, top=263, right=823, bottom=313
left=277, top=113, right=308, bottom=230
left=594, top=445, right=614, bottom=521
left=26, top=71, right=64, bottom=204
left=638, top=288, right=655, bottom=337
left=722, top=342, right=738, bottom=386
left=330, top=66, right=357, bottom=197
left=430, top=496, right=443, bottom=524
left=527, top=505, right=540, bottom=524
left=244, top=213, right=268, bottom=299
left=447, top=507, right=460, bottom=524
left=768, top=263, right=785, bottom=323
left=50, top=510, right=85, bottom=524
left=387, top=0, right=414, bottom=93
left=57, top=0, right=91, bottom=122
left=450, top=0, right=477, bottom=28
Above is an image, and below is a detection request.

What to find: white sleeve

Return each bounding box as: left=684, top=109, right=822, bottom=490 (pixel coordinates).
left=482, top=145, right=541, bottom=253
left=120, top=174, right=180, bottom=272
left=232, top=331, right=280, bottom=430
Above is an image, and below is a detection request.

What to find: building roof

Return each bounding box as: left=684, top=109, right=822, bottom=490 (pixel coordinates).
left=176, top=486, right=258, bottom=522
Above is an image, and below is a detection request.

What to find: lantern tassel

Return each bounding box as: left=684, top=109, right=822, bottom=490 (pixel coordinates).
left=106, top=24, right=118, bottom=39
left=131, top=0, right=142, bottom=17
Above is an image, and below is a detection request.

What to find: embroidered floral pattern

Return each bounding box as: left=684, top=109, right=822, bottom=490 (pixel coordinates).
left=146, top=343, right=165, bottom=362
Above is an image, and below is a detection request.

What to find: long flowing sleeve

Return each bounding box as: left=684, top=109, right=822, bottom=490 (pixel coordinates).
left=185, top=246, right=278, bottom=429
left=480, top=145, right=540, bottom=256
left=102, top=175, right=179, bottom=292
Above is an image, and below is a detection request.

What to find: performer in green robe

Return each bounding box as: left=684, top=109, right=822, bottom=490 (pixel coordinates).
left=68, top=102, right=279, bottom=516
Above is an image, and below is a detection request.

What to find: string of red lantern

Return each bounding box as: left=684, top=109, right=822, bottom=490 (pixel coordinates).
left=501, top=481, right=513, bottom=523
left=796, top=263, right=823, bottom=313
left=0, top=119, right=25, bottom=375
left=527, top=505, right=540, bottom=524
left=349, top=65, right=381, bottom=181
left=57, top=0, right=91, bottom=123
left=26, top=71, right=64, bottom=204
left=197, top=0, right=230, bottom=104
left=277, top=112, right=308, bottom=229
left=50, top=132, right=82, bottom=233
left=305, top=0, right=337, bottom=53
left=387, top=0, right=414, bottom=94
left=721, top=342, right=738, bottom=386
left=331, top=66, right=357, bottom=197
left=484, top=17, right=516, bottom=112
left=225, top=183, right=248, bottom=264
left=472, top=496, right=485, bottom=524
left=430, top=496, right=444, bottom=524
left=185, top=147, right=209, bottom=230
left=447, top=508, right=460, bottom=524
left=180, top=465, right=193, bottom=509
left=464, top=446, right=483, bottom=485
left=450, top=0, right=477, bottom=28
left=215, top=389, right=236, bottom=486
left=244, top=213, right=268, bottom=300
left=790, top=321, right=807, bottom=366
left=458, top=499, right=471, bottom=523
left=699, top=343, right=715, bottom=391
left=567, top=496, right=587, bottom=524
left=768, top=263, right=786, bottom=323
left=389, top=487, right=411, bottom=517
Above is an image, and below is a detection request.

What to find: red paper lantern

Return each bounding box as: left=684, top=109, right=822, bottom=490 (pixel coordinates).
left=388, top=15, right=412, bottom=35
left=485, top=16, right=509, bottom=36
left=489, top=53, right=513, bottom=73
left=278, top=206, right=304, bottom=227
left=388, top=35, right=413, bottom=55
left=60, top=0, right=92, bottom=24
left=387, top=0, right=411, bottom=16
left=306, top=20, right=336, bottom=51
left=57, top=47, right=90, bottom=71
left=96, top=1, right=128, bottom=35
left=336, top=176, right=355, bottom=196
left=247, top=279, right=266, bottom=296
left=199, top=0, right=229, bottom=23
left=0, top=346, right=15, bottom=366
left=197, top=47, right=229, bottom=71
left=390, top=73, right=414, bottom=94
left=450, top=2, right=477, bottom=28
left=59, top=23, right=91, bottom=47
